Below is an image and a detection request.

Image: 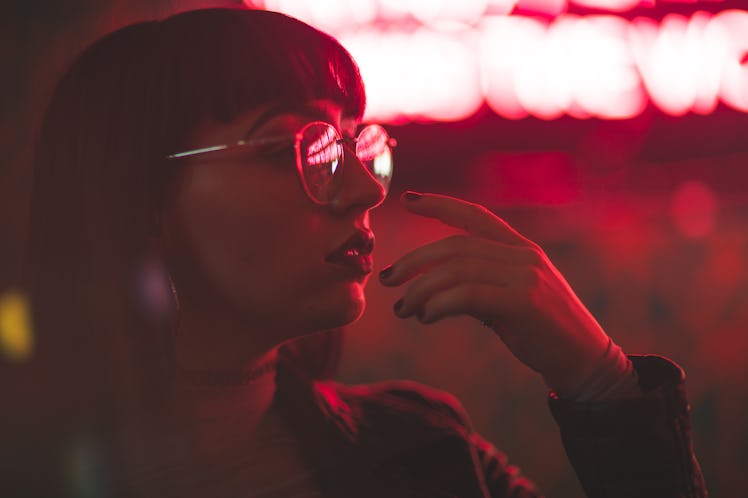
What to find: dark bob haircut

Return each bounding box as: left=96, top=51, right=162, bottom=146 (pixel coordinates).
left=22, top=8, right=362, bottom=494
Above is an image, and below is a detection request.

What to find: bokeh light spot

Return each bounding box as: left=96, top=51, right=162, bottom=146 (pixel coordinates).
left=669, top=180, right=719, bottom=239
left=0, top=290, right=34, bottom=362
left=135, top=258, right=172, bottom=322
left=471, top=151, right=580, bottom=205
left=68, top=437, right=104, bottom=498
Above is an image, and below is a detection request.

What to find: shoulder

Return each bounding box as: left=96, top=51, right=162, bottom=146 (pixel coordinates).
left=313, top=380, right=535, bottom=497
left=314, top=378, right=474, bottom=437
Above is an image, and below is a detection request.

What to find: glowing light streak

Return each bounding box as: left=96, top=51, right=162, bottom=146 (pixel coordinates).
left=252, top=1, right=748, bottom=121
left=487, top=14, right=645, bottom=119
left=516, top=0, right=568, bottom=16
left=381, top=0, right=490, bottom=25
left=630, top=13, right=721, bottom=116
left=260, top=0, right=378, bottom=32
left=479, top=16, right=539, bottom=119
left=342, top=27, right=483, bottom=122
left=255, top=0, right=728, bottom=24
left=714, top=10, right=748, bottom=112
left=354, top=11, right=748, bottom=121
left=564, top=16, right=644, bottom=118
left=487, top=0, right=520, bottom=15
left=569, top=0, right=641, bottom=11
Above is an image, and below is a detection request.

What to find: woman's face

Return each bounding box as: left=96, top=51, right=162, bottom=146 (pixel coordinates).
left=164, top=99, right=386, bottom=340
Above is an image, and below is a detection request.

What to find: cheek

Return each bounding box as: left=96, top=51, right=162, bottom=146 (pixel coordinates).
left=168, top=164, right=368, bottom=331
left=170, top=166, right=326, bottom=302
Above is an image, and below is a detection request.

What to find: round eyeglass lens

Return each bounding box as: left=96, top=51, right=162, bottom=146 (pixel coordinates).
left=356, top=124, right=393, bottom=193
left=299, top=123, right=344, bottom=203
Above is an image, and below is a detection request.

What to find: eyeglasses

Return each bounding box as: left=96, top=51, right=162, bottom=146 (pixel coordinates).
left=166, top=121, right=396, bottom=205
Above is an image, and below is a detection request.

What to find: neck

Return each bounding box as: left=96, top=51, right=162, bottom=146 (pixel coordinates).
left=171, top=299, right=287, bottom=455
left=176, top=348, right=279, bottom=386
left=173, top=346, right=280, bottom=460
left=166, top=277, right=303, bottom=456
left=172, top=291, right=286, bottom=373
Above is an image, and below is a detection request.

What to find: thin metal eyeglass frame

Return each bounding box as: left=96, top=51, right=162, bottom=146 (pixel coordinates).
left=165, top=121, right=397, bottom=205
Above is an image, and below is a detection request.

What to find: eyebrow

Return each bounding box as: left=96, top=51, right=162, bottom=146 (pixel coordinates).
left=243, top=102, right=347, bottom=139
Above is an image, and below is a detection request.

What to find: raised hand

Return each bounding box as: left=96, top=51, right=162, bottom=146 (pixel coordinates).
left=379, top=191, right=611, bottom=394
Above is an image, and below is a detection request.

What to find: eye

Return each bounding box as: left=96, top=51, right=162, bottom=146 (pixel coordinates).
left=256, top=141, right=295, bottom=163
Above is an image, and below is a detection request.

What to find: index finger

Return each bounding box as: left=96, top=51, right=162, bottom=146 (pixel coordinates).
left=400, top=191, right=532, bottom=246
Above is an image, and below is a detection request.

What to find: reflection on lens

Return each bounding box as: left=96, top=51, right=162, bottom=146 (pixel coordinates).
left=372, top=149, right=393, bottom=180
left=301, top=123, right=343, bottom=202
left=298, top=122, right=394, bottom=203
left=304, top=124, right=340, bottom=167
left=357, top=124, right=393, bottom=189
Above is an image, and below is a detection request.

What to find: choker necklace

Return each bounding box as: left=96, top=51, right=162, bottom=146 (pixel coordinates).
left=177, top=358, right=278, bottom=387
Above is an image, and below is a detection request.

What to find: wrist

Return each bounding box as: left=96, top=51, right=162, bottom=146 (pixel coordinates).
left=548, top=339, right=643, bottom=401
left=542, top=336, right=612, bottom=395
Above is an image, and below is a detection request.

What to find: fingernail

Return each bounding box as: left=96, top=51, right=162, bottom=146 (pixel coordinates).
left=393, top=299, right=404, bottom=315
left=404, top=191, right=422, bottom=202
left=379, top=265, right=393, bottom=280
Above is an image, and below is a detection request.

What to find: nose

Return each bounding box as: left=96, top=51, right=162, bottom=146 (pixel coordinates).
left=326, top=144, right=386, bottom=215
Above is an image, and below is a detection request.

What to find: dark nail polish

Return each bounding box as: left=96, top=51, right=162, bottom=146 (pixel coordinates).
left=404, top=191, right=422, bottom=201
left=379, top=265, right=393, bottom=280
left=393, top=299, right=404, bottom=314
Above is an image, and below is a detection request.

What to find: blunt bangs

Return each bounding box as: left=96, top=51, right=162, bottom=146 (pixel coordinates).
left=159, top=8, right=367, bottom=145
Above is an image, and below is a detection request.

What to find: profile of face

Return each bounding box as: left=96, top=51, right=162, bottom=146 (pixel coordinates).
left=161, top=99, right=386, bottom=345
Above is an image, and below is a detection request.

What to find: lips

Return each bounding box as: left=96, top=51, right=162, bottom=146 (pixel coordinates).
left=325, top=230, right=375, bottom=275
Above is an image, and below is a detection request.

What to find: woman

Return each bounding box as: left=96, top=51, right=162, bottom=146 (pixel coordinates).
left=24, top=6, right=706, bottom=497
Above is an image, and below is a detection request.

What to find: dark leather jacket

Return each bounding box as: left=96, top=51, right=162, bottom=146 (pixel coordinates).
left=275, top=354, right=707, bottom=498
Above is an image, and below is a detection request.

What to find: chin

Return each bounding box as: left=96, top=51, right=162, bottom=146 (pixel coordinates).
left=341, top=280, right=367, bottom=318
left=339, top=294, right=366, bottom=326
left=303, top=282, right=367, bottom=332
left=329, top=289, right=367, bottom=328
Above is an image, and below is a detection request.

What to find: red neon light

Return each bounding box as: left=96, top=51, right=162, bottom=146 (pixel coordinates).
left=347, top=11, right=748, bottom=122
left=254, top=0, right=728, bottom=24
left=252, top=2, right=747, bottom=121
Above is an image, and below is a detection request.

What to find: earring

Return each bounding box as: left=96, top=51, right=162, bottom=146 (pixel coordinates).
left=167, top=272, right=180, bottom=338
left=167, top=273, right=180, bottom=313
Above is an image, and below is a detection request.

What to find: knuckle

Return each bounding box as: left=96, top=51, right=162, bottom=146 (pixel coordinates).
left=445, top=234, right=468, bottom=252
left=464, top=257, right=485, bottom=278
left=515, top=266, right=540, bottom=288
left=523, top=266, right=543, bottom=286
left=443, top=262, right=462, bottom=282
left=462, top=284, right=482, bottom=304
left=521, top=245, right=545, bottom=265
left=396, top=252, right=420, bottom=273
left=408, top=276, right=431, bottom=301
left=444, top=255, right=475, bottom=281
left=470, top=203, right=490, bottom=217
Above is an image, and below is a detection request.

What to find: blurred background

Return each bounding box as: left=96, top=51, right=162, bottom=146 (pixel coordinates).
left=2, top=0, right=747, bottom=496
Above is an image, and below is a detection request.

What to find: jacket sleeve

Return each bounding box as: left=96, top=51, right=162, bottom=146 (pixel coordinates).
left=403, top=383, right=546, bottom=497
left=468, top=431, right=545, bottom=498
left=548, top=355, right=708, bottom=498
left=375, top=380, right=545, bottom=498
